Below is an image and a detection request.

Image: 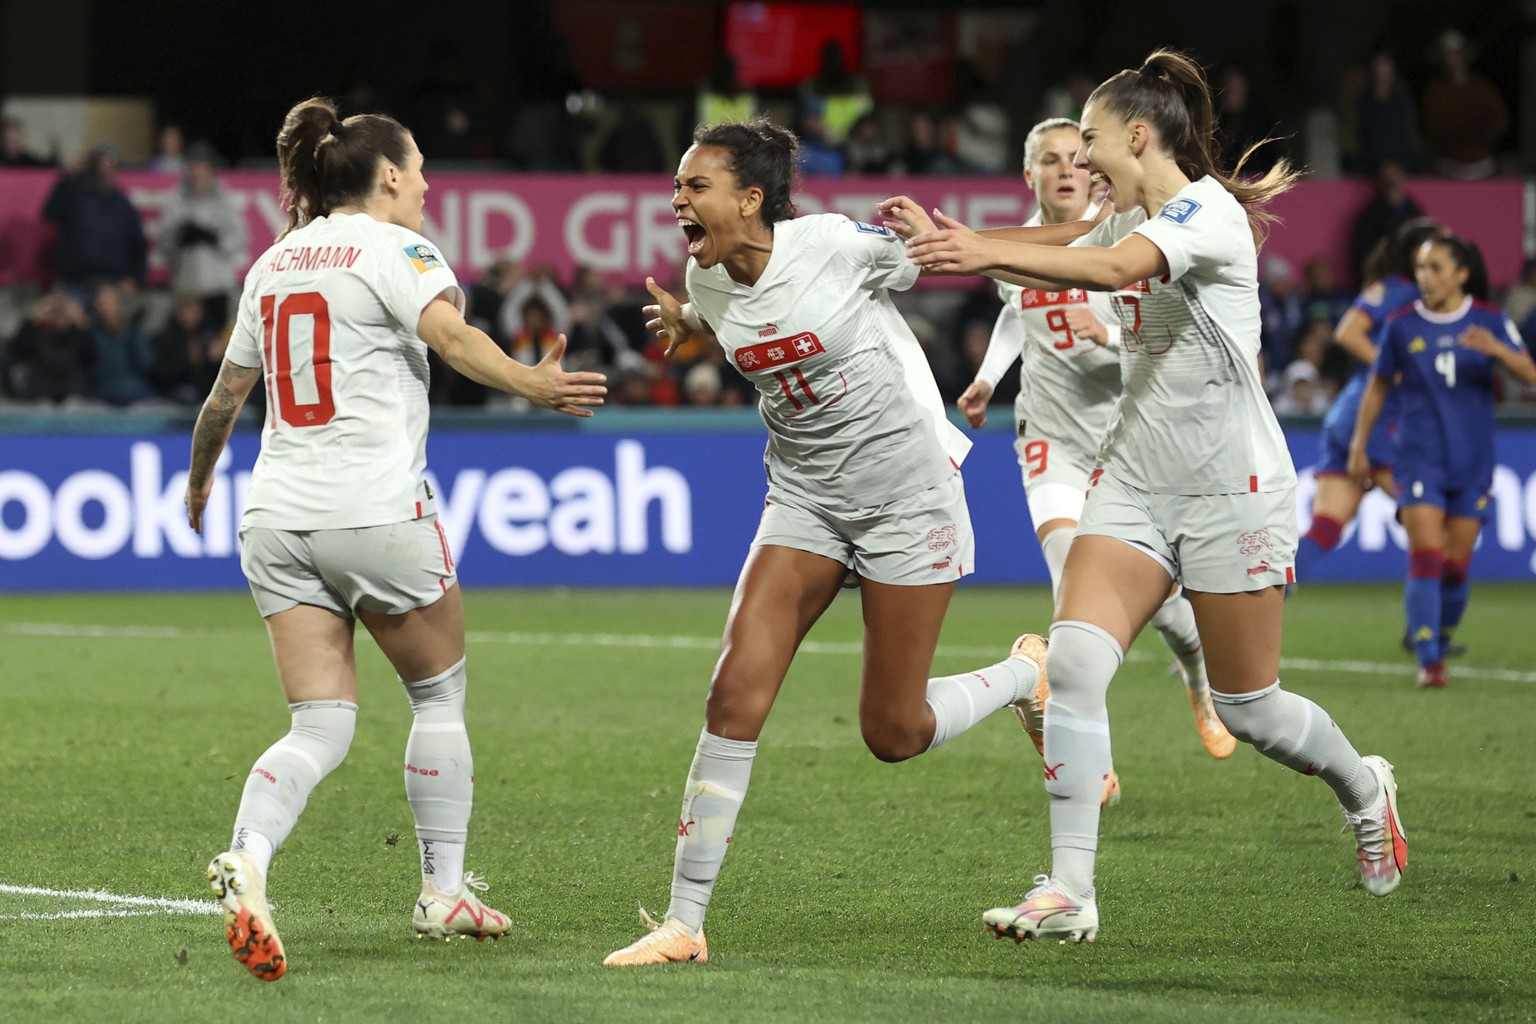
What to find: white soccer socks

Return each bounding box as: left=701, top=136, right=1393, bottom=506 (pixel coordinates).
left=924, top=655, right=1037, bottom=751
left=402, top=657, right=474, bottom=892
left=667, top=728, right=757, bottom=933
left=1209, top=681, right=1376, bottom=810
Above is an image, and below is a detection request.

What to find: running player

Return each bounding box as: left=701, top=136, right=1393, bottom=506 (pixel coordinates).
left=185, top=97, right=606, bottom=980
left=1349, top=236, right=1534, bottom=688
left=893, top=49, right=1407, bottom=943
left=957, top=117, right=1233, bottom=759
left=602, top=117, right=1098, bottom=967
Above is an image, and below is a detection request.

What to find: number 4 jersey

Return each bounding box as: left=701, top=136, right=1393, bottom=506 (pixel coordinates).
left=226, top=212, right=464, bottom=530
left=685, top=213, right=968, bottom=510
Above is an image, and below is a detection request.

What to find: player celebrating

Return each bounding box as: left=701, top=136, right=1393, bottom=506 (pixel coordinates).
left=957, top=117, right=1233, bottom=760
left=603, top=118, right=1097, bottom=967
left=1349, top=236, right=1535, bottom=688
left=894, top=49, right=1407, bottom=943
left=186, top=97, right=606, bottom=980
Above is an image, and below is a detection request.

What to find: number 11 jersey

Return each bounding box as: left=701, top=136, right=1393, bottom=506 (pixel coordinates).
left=226, top=212, right=464, bottom=530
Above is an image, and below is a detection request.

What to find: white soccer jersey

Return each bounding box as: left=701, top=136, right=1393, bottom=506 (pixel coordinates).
left=1078, top=177, right=1296, bottom=495
left=225, top=212, right=464, bottom=530
left=686, top=214, right=962, bottom=509
left=980, top=213, right=1123, bottom=466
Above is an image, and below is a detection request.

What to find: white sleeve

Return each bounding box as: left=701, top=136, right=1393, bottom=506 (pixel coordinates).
left=1132, top=191, right=1242, bottom=284
left=831, top=215, right=921, bottom=292
left=380, top=234, right=464, bottom=332
left=224, top=274, right=263, bottom=369
left=974, top=307, right=1023, bottom=388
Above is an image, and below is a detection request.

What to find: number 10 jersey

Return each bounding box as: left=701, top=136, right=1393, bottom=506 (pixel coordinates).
left=226, top=211, right=464, bottom=530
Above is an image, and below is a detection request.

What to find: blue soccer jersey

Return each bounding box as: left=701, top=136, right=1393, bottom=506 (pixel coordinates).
left=1374, top=297, right=1525, bottom=499
left=1315, top=274, right=1419, bottom=475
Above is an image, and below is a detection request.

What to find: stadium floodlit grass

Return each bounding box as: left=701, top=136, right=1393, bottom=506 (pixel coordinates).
left=1, top=583, right=1532, bottom=1024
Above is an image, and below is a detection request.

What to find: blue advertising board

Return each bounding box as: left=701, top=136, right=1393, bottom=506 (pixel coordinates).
left=2, top=421, right=1535, bottom=591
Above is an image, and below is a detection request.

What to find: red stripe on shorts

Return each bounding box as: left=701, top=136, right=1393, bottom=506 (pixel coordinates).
left=433, top=519, right=455, bottom=574
left=1249, top=475, right=1258, bottom=493
left=1285, top=566, right=1295, bottom=584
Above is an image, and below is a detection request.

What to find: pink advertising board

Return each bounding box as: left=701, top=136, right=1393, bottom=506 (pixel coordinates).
left=1, top=168, right=1526, bottom=292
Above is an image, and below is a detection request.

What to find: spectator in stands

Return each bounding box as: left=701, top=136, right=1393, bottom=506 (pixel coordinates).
left=597, top=101, right=667, bottom=173
left=1301, top=256, right=1354, bottom=331
left=148, top=124, right=186, bottom=173
left=156, top=139, right=248, bottom=330
left=1272, top=359, right=1330, bottom=416
left=1420, top=30, right=1509, bottom=179
left=1215, top=63, right=1280, bottom=175
left=1259, top=254, right=1306, bottom=385
left=694, top=54, right=757, bottom=136
left=151, top=291, right=225, bottom=404
left=683, top=360, right=723, bottom=407
left=43, top=143, right=148, bottom=305
left=1038, top=67, right=1096, bottom=122
left=0, top=290, right=93, bottom=404
left=843, top=113, right=895, bottom=175
left=508, top=295, right=561, bottom=367
left=566, top=267, right=646, bottom=373
left=800, top=40, right=873, bottom=145
left=407, top=41, right=482, bottom=162
left=897, top=108, right=942, bottom=175
left=1352, top=48, right=1424, bottom=175
left=1, top=116, right=51, bottom=167
left=794, top=99, right=845, bottom=176
left=1501, top=256, right=1536, bottom=331
left=496, top=261, right=572, bottom=344
left=86, top=282, right=157, bottom=406
left=1347, top=159, right=1423, bottom=287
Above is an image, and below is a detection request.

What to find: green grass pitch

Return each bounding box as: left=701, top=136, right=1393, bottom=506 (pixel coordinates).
left=0, top=583, right=1532, bottom=1023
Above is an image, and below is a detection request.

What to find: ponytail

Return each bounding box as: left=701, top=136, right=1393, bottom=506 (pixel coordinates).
left=1087, top=50, right=1302, bottom=246
left=275, top=97, right=412, bottom=239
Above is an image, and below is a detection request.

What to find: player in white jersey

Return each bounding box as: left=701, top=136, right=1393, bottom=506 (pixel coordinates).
left=890, top=50, right=1406, bottom=943
left=957, top=118, right=1233, bottom=760
left=184, top=97, right=606, bottom=981
left=603, top=118, right=1099, bottom=967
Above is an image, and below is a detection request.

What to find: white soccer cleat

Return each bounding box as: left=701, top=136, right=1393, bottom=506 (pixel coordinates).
left=1342, top=755, right=1407, bottom=897
left=413, top=872, right=511, bottom=941
left=1007, top=633, right=1049, bottom=756
left=603, top=906, right=708, bottom=966
left=207, top=850, right=286, bottom=981
left=983, top=874, right=1099, bottom=944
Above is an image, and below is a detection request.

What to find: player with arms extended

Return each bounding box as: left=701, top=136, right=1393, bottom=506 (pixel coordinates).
left=891, top=49, right=1407, bottom=943
left=603, top=117, right=1097, bottom=967
left=957, top=116, right=1233, bottom=760
left=1349, top=235, right=1535, bottom=688
left=185, top=96, right=606, bottom=980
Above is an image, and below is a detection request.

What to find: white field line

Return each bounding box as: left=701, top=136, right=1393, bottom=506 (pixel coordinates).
left=0, top=882, right=220, bottom=920
left=3, top=621, right=1534, bottom=684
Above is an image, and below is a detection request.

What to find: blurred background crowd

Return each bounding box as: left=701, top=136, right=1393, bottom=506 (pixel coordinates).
left=2, top=0, right=1533, bottom=416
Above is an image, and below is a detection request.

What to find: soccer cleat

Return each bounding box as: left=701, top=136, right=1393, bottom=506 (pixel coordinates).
left=1415, top=663, right=1447, bottom=689
left=1007, top=633, right=1050, bottom=756
left=207, top=850, right=286, bottom=981
left=1341, top=755, right=1407, bottom=897
left=1187, top=686, right=1237, bottom=759
left=983, top=874, right=1099, bottom=944
left=413, top=873, right=511, bottom=941
left=603, top=906, right=708, bottom=966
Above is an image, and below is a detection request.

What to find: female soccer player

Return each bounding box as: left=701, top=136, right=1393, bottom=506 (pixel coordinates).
left=185, top=97, right=606, bottom=980
left=891, top=49, right=1407, bottom=943
left=1349, top=236, right=1535, bottom=688
left=1296, top=219, right=1443, bottom=583
left=603, top=118, right=1094, bottom=967
left=958, top=117, right=1233, bottom=760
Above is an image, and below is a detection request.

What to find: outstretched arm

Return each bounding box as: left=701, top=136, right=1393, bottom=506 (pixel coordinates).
left=418, top=297, right=607, bottom=416
left=1347, top=374, right=1392, bottom=488
left=905, top=210, right=1166, bottom=291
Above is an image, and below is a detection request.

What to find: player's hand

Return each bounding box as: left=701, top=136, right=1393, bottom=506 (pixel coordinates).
left=1457, top=325, right=1499, bottom=355
left=528, top=334, right=608, bottom=417
left=185, top=482, right=211, bottom=534
left=1064, top=308, right=1108, bottom=345
left=876, top=195, right=935, bottom=240
left=643, top=276, right=691, bottom=357
left=956, top=380, right=994, bottom=428
left=905, top=209, right=992, bottom=274
left=1345, top=444, right=1372, bottom=490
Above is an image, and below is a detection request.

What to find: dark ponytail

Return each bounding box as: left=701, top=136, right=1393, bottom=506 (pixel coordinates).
left=275, top=96, right=412, bottom=239
left=1430, top=235, right=1490, bottom=301
left=1087, top=49, right=1302, bottom=245
left=692, top=116, right=800, bottom=224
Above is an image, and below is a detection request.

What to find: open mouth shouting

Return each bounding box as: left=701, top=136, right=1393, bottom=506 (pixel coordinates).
left=679, top=218, right=707, bottom=257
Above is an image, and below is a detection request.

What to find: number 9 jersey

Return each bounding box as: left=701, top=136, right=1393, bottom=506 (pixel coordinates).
left=226, top=212, right=464, bottom=530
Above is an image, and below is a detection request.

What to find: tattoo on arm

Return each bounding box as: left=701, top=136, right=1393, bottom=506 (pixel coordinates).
left=188, top=363, right=260, bottom=487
